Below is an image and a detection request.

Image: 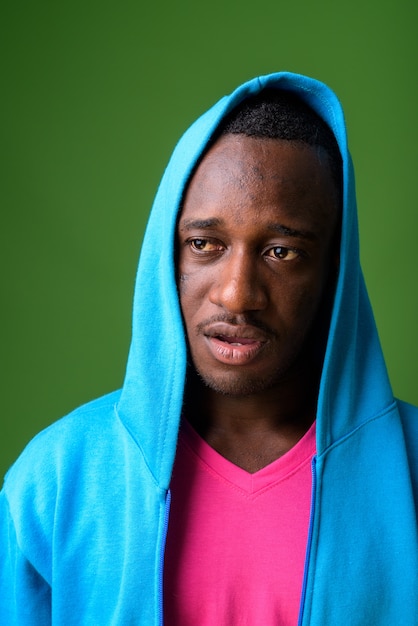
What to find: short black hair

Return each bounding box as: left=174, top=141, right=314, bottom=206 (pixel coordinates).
left=215, top=88, right=343, bottom=204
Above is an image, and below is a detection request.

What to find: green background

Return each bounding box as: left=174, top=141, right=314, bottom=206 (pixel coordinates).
left=1, top=1, right=416, bottom=479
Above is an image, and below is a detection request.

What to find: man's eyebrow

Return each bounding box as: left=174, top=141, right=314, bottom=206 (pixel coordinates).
left=268, top=223, right=317, bottom=241
left=179, top=218, right=223, bottom=231
left=179, top=218, right=317, bottom=241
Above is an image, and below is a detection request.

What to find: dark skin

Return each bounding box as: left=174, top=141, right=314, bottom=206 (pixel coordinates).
left=177, top=135, right=339, bottom=472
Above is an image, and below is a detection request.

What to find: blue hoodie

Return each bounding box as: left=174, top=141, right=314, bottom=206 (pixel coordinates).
left=1, top=72, right=417, bottom=625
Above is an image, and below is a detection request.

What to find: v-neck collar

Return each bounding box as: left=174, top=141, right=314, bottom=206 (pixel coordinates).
left=180, top=419, right=316, bottom=496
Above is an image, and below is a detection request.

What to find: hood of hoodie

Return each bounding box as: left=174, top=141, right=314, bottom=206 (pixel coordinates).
left=116, top=72, right=393, bottom=490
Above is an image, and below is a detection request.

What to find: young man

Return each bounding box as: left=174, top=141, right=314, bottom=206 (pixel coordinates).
left=1, top=72, right=417, bottom=624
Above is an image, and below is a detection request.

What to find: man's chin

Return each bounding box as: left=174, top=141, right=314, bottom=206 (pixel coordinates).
left=196, top=368, right=281, bottom=398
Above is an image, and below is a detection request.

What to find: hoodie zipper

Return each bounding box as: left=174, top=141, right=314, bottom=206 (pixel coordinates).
left=297, top=455, right=317, bottom=626
left=158, top=489, right=171, bottom=626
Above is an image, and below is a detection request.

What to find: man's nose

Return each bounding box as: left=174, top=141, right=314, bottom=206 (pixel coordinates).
left=208, top=251, right=268, bottom=313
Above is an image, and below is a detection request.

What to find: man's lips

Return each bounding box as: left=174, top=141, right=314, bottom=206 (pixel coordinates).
left=202, top=322, right=269, bottom=343
left=201, top=323, right=269, bottom=365
left=216, top=335, right=259, bottom=346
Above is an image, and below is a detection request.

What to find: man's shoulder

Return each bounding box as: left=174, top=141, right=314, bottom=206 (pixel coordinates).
left=3, top=390, right=123, bottom=493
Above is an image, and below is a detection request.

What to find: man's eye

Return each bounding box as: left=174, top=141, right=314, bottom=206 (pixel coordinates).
left=266, top=246, right=299, bottom=260
left=189, top=238, right=220, bottom=252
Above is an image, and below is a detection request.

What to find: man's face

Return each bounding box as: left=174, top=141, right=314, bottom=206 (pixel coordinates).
left=177, top=134, right=339, bottom=396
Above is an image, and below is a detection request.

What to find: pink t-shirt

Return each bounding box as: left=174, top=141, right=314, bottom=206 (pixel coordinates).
left=164, top=420, right=316, bottom=626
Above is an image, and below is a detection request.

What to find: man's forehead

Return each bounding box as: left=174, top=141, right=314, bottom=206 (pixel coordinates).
left=179, top=134, right=340, bottom=235
left=185, top=133, right=337, bottom=195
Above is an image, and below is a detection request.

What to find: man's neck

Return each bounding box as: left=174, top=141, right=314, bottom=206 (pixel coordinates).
left=183, top=367, right=318, bottom=473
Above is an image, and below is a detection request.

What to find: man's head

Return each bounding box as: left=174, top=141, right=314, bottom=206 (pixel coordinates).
left=177, top=89, right=341, bottom=397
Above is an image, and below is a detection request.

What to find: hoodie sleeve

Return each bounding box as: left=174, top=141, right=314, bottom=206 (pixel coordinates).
left=0, top=489, right=51, bottom=625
